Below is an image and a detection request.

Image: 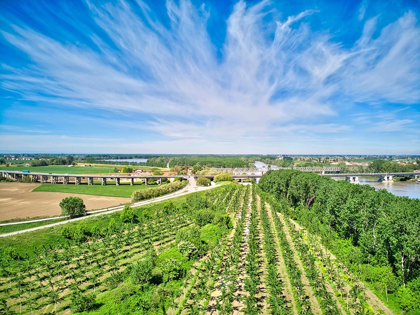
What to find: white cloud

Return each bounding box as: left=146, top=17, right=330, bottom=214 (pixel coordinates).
left=1, top=0, right=419, bottom=149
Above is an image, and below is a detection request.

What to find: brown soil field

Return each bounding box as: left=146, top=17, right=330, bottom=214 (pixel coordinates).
left=0, top=183, right=130, bottom=221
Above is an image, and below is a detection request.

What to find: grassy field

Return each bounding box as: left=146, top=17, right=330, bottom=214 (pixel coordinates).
left=0, top=218, right=67, bottom=235
left=32, top=183, right=157, bottom=198
left=0, top=163, right=169, bottom=174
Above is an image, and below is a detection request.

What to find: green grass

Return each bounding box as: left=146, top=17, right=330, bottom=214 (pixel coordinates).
left=0, top=218, right=67, bottom=235
left=32, top=183, right=158, bottom=198
left=0, top=163, right=169, bottom=174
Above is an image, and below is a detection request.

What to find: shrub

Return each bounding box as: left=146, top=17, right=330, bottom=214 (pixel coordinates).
left=152, top=170, right=163, bottom=175
left=177, top=241, right=198, bottom=259
left=131, top=181, right=188, bottom=202
left=121, top=167, right=133, bottom=173
left=176, top=226, right=202, bottom=249
left=214, top=213, right=233, bottom=229
left=161, top=259, right=183, bottom=282
left=214, top=173, right=233, bottom=182
left=120, top=205, right=135, bottom=223
left=196, top=177, right=211, bottom=186
left=70, top=291, right=96, bottom=312
left=194, top=209, right=215, bottom=227
left=130, top=258, right=154, bottom=285
left=59, top=197, right=86, bottom=218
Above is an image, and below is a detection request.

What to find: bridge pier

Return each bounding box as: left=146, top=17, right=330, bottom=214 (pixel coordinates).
left=345, top=176, right=359, bottom=183
left=31, top=175, right=37, bottom=182
left=144, top=178, right=148, bottom=185
left=116, top=178, right=120, bottom=186
left=63, top=176, right=69, bottom=184
left=50, top=176, right=56, bottom=184
left=88, top=177, right=93, bottom=185
left=379, top=175, right=393, bottom=182
left=75, top=177, right=81, bottom=185
left=102, top=178, right=107, bottom=186
left=130, top=178, right=134, bottom=186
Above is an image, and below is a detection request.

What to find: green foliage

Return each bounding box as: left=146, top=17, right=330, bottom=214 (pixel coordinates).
left=61, top=224, right=89, bottom=242
left=176, top=225, right=202, bottom=249
left=30, top=159, right=48, bottom=167
left=214, top=173, right=233, bottom=182
left=168, top=155, right=249, bottom=168
left=194, top=209, right=215, bottom=227
left=152, top=170, right=163, bottom=175
left=196, top=177, right=211, bottom=186
left=214, top=213, right=233, bottom=229
left=120, top=205, right=135, bottom=223
left=122, top=167, right=133, bottom=173
left=70, top=291, right=96, bottom=312
left=130, top=258, right=154, bottom=285
left=85, top=157, right=96, bottom=163
left=131, top=181, right=188, bottom=202
left=59, top=196, right=86, bottom=217
left=161, top=258, right=184, bottom=282
left=177, top=241, right=198, bottom=259
left=200, top=224, right=224, bottom=246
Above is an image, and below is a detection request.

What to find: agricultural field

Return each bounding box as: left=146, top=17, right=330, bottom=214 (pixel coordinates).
left=32, top=182, right=153, bottom=198
left=0, top=183, right=130, bottom=221
left=0, top=180, right=401, bottom=315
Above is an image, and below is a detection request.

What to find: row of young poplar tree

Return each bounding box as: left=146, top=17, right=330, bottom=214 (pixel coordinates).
left=259, top=170, right=420, bottom=312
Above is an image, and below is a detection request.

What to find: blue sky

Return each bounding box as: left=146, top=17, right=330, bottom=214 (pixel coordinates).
left=0, top=0, right=419, bottom=154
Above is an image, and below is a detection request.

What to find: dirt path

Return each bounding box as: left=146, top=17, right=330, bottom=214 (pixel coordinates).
left=285, top=217, right=347, bottom=315
left=206, top=187, right=247, bottom=314
left=266, top=203, right=297, bottom=315
left=287, top=216, right=394, bottom=315
left=255, top=194, right=268, bottom=313
left=278, top=212, right=323, bottom=315
left=231, top=188, right=252, bottom=314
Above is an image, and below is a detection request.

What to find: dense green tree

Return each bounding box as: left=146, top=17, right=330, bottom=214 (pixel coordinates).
left=59, top=197, right=86, bottom=217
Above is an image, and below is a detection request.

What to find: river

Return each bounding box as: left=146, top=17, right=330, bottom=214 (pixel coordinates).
left=254, top=161, right=419, bottom=199
left=104, top=158, right=148, bottom=163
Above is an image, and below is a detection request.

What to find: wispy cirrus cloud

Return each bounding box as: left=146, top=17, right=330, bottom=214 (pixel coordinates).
left=0, top=0, right=419, bottom=153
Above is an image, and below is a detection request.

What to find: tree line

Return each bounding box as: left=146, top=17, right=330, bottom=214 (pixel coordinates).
left=259, top=170, right=420, bottom=312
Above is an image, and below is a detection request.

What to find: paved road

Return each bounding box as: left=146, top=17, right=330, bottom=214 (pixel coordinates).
left=0, top=176, right=217, bottom=238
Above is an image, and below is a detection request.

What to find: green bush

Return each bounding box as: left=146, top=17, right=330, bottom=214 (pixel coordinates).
left=214, top=213, right=233, bottom=229
left=194, top=209, right=215, bottom=227
left=70, top=291, right=96, bottom=312
left=120, top=205, right=135, bottom=223
left=130, top=258, right=154, bottom=285
left=59, top=197, right=86, bottom=218
left=196, top=177, right=211, bottom=186
left=152, top=170, right=163, bottom=175
left=176, top=225, right=202, bottom=249
left=177, top=241, right=198, bottom=259
left=131, top=181, right=188, bottom=202
left=121, top=167, right=133, bottom=173
left=161, top=258, right=183, bottom=282
left=214, top=173, right=233, bottom=182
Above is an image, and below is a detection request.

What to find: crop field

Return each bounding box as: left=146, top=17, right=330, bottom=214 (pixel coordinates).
left=0, top=183, right=130, bottom=221
left=0, top=182, right=398, bottom=315
left=32, top=183, right=153, bottom=198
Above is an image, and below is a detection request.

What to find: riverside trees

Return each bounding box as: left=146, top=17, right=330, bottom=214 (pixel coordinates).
left=260, top=170, right=420, bottom=312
